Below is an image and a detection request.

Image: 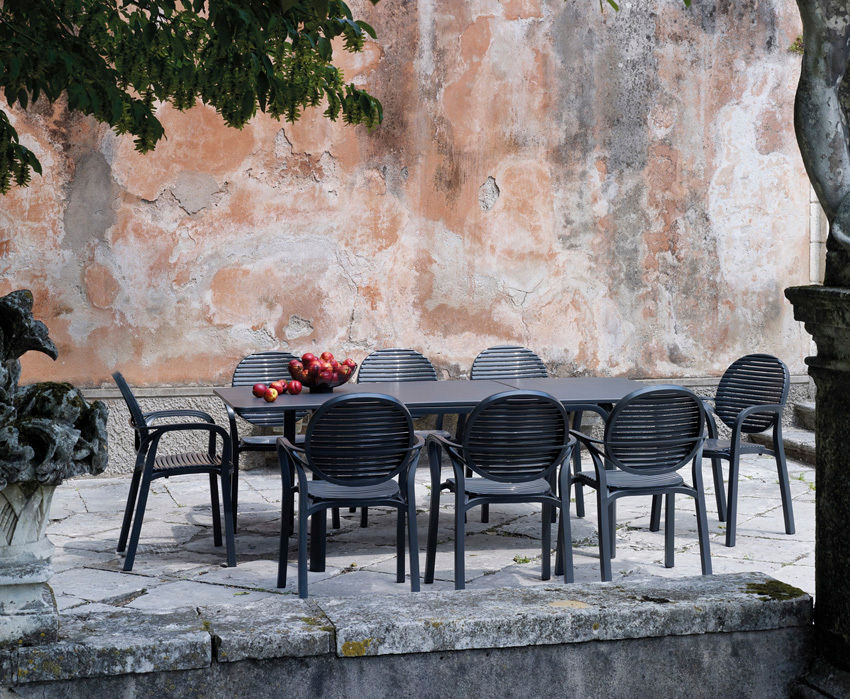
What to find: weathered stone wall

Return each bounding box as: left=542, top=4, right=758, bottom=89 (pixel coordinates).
left=0, top=0, right=810, bottom=388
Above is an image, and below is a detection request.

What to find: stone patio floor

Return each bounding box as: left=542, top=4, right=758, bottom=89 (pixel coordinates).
left=47, top=452, right=816, bottom=613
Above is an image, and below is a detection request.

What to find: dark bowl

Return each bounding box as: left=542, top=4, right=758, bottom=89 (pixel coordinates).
left=288, top=360, right=357, bottom=393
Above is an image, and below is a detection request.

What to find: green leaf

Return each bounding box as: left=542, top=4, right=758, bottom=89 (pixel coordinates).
left=355, top=20, right=376, bottom=39
left=317, top=37, right=332, bottom=60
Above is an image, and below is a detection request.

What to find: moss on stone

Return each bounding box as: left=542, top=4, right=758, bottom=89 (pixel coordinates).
left=744, top=580, right=805, bottom=601
left=341, top=638, right=373, bottom=657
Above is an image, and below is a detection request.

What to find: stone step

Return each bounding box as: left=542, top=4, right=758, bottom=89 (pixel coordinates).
left=749, top=426, right=816, bottom=466
left=794, top=401, right=816, bottom=431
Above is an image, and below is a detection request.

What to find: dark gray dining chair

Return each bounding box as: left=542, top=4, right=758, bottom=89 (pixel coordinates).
left=226, top=351, right=299, bottom=531
left=113, top=372, right=236, bottom=571
left=651, top=354, right=794, bottom=548
left=424, top=390, right=575, bottom=589
left=353, top=348, right=447, bottom=527
left=275, top=393, right=424, bottom=598
left=570, top=385, right=711, bottom=582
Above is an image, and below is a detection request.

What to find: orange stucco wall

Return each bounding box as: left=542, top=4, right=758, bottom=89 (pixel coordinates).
left=1, top=0, right=811, bottom=387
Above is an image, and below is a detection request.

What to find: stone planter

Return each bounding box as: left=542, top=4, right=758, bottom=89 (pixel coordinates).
left=0, top=482, right=59, bottom=646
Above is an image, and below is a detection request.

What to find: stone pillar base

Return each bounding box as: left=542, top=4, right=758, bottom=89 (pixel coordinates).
left=0, top=483, right=59, bottom=647
left=786, top=285, right=850, bottom=672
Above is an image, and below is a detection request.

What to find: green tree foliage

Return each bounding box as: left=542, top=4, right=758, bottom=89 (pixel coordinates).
left=0, top=0, right=382, bottom=193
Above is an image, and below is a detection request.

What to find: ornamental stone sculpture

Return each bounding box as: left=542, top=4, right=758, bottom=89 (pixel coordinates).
left=0, top=289, right=108, bottom=646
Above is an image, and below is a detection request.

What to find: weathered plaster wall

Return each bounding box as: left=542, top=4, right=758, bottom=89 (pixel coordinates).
left=0, top=0, right=810, bottom=387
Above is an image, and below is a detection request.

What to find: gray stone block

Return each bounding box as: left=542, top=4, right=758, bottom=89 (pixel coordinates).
left=201, top=597, right=332, bottom=662
left=13, top=609, right=209, bottom=684
left=319, top=572, right=812, bottom=657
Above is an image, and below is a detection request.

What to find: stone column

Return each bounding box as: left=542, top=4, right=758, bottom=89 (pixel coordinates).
left=0, top=483, right=59, bottom=646
left=786, top=285, right=850, bottom=671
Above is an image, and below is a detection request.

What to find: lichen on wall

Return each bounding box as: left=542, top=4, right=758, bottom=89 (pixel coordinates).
left=0, top=0, right=810, bottom=387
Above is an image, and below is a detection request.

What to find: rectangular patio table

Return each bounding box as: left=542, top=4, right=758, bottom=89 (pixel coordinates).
left=214, top=376, right=644, bottom=571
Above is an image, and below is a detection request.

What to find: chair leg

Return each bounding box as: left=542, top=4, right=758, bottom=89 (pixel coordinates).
left=425, top=441, right=442, bottom=585
left=298, top=504, right=310, bottom=599
left=649, top=494, right=662, bottom=532
left=572, top=412, right=586, bottom=518
left=711, top=457, right=727, bottom=521
left=360, top=507, right=369, bottom=528
left=407, top=494, right=421, bottom=592
left=396, top=508, right=406, bottom=583
left=481, top=503, right=489, bottom=523
left=454, top=490, right=466, bottom=590
left=349, top=507, right=357, bottom=513
left=117, top=468, right=143, bottom=553
left=774, top=430, right=796, bottom=535
left=219, top=468, right=237, bottom=568
left=309, top=510, right=327, bottom=572
left=332, top=507, right=341, bottom=529
left=123, top=473, right=152, bottom=572
left=541, top=503, right=552, bottom=581
left=664, top=493, right=675, bottom=568
left=559, top=505, right=574, bottom=583
left=231, top=449, right=240, bottom=534
left=277, top=502, right=289, bottom=588
left=694, top=488, right=713, bottom=576
left=608, top=500, right=617, bottom=559
left=725, top=449, right=741, bottom=548
left=596, top=489, right=612, bottom=582
left=209, top=473, right=222, bottom=547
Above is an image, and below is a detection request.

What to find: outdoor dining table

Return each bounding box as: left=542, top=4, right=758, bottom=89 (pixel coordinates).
left=214, top=376, right=644, bottom=571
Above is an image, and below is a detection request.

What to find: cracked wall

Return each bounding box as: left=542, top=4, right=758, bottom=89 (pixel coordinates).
left=1, top=0, right=810, bottom=386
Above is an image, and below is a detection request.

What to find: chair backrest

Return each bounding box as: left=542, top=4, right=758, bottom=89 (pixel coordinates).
left=604, top=386, right=705, bottom=476
left=112, top=371, right=150, bottom=442
left=231, top=351, right=299, bottom=426
left=356, top=348, right=438, bottom=383
left=470, top=345, right=548, bottom=380
left=461, top=391, right=570, bottom=482
left=304, top=393, right=415, bottom=485
left=714, top=354, right=790, bottom=434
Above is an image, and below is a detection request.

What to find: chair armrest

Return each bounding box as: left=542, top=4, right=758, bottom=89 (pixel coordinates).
left=732, top=404, right=784, bottom=436
left=569, top=429, right=604, bottom=447
left=424, top=432, right=461, bottom=450
left=145, top=422, right=232, bottom=459
left=144, top=409, right=215, bottom=424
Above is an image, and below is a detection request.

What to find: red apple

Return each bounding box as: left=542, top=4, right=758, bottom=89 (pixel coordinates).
left=331, top=371, right=340, bottom=383
left=339, top=364, right=351, bottom=377
left=318, top=369, right=333, bottom=382
left=308, top=362, right=321, bottom=378
left=287, top=380, right=302, bottom=395
left=330, top=359, right=340, bottom=371
left=320, top=351, right=334, bottom=362
left=290, top=365, right=306, bottom=382
left=252, top=383, right=268, bottom=397
left=288, top=359, right=302, bottom=371
left=270, top=380, right=287, bottom=394
left=263, top=387, right=278, bottom=402
left=301, top=352, right=317, bottom=364
left=343, top=358, right=356, bottom=368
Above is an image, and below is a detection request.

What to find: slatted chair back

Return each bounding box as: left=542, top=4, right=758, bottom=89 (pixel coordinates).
left=304, top=394, right=416, bottom=485
left=356, top=348, right=439, bottom=383
left=113, top=372, right=150, bottom=443
left=470, top=345, right=548, bottom=380
left=231, top=351, right=299, bottom=426
left=714, top=354, right=790, bottom=434
left=461, top=391, right=570, bottom=482
left=604, top=386, right=705, bottom=476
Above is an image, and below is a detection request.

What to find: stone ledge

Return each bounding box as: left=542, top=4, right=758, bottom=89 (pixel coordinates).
left=319, top=573, right=812, bottom=657
left=0, top=573, right=811, bottom=687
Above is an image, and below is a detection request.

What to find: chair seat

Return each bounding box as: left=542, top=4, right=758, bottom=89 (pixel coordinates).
left=703, top=438, right=769, bottom=458
left=306, top=479, right=400, bottom=501
left=154, top=451, right=222, bottom=472
left=446, top=477, right=552, bottom=496
left=575, top=469, right=684, bottom=490
left=240, top=433, right=305, bottom=448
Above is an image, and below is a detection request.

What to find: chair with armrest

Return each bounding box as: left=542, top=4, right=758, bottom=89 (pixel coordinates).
left=571, top=385, right=711, bottom=582
left=424, top=390, right=575, bottom=589
left=275, top=393, right=424, bottom=598
left=113, top=372, right=235, bottom=572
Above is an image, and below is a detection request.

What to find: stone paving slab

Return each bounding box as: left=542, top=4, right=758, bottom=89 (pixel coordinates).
left=318, top=572, right=811, bottom=657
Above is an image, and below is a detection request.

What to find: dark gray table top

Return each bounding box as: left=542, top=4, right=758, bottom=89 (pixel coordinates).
left=214, top=377, right=643, bottom=414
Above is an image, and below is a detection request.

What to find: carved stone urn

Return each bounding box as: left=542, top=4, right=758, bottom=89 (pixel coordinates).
left=0, top=290, right=108, bottom=646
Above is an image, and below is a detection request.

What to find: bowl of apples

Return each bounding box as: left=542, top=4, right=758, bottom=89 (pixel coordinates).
left=288, top=351, right=357, bottom=393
